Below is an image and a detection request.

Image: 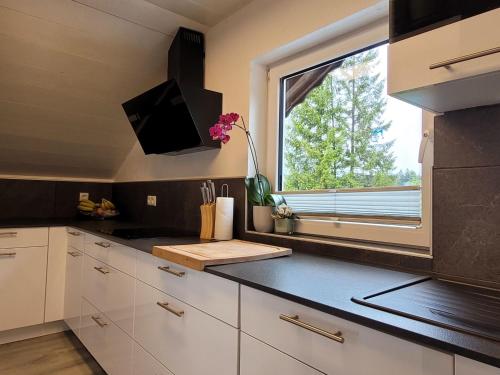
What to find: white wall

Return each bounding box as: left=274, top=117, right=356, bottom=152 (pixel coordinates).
left=114, top=0, right=385, bottom=182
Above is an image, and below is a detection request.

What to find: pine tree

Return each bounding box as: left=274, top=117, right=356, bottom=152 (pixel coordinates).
left=284, top=48, right=397, bottom=190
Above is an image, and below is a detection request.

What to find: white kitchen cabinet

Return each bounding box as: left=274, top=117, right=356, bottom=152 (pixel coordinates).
left=67, top=227, right=84, bottom=251
left=388, top=8, right=500, bottom=113
left=455, top=356, right=500, bottom=375
left=240, top=332, right=323, bottom=375
left=134, top=279, right=238, bottom=375
left=0, top=245, right=47, bottom=331
left=0, top=227, right=48, bottom=249
left=136, top=250, right=239, bottom=327
left=132, top=343, right=174, bottom=375
left=45, top=227, right=68, bottom=322
left=80, top=298, right=134, bottom=375
left=241, top=285, right=453, bottom=375
left=84, top=233, right=137, bottom=276
left=64, top=246, right=83, bottom=335
left=83, top=254, right=135, bottom=336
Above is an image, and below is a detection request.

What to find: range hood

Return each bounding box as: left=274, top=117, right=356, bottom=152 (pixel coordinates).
left=122, top=28, right=222, bottom=155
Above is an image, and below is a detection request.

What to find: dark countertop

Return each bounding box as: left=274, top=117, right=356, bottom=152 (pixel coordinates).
left=1, top=219, right=499, bottom=368
left=0, top=218, right=205, bottom=253
left=206, top=254, right=500, bottom=368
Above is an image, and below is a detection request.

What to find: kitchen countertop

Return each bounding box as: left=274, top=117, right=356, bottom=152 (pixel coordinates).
left=206, top=254, right=500, bottom=369
left=1, top=218, right=499, bottom=368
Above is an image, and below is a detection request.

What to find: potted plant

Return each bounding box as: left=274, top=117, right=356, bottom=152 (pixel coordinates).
left=209, top=113, right=284, bottom=233
left=272, top=204, right=296, bottom=234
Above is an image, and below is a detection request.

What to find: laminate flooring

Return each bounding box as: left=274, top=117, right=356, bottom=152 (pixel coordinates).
left=0, top=331, right=105, bottom=375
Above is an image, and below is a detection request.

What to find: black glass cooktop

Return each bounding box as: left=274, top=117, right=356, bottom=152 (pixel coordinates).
left=97, top=227, right=196, bottom=239
left=353, top=277, right=500, bottom=342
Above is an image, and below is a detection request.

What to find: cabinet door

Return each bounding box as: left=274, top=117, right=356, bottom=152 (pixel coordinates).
left=83, top=255, right=135, bottom=335
left=0, top=246, right=47, bottom=331
left=45, top=227, right=68, bottom=322
left=64, top=247, right=83, bottom=335
left=241, top=286, right=453, bottom=375
left=132, top=344, right=174, bottom=375
left=134, top=279, right=238, bottom=375
left=455, top=356, right=500, bottom=375
left=84, top=234, right=136, bottom=276
left=80, top=298, right=133, bottom=375
left=240, top=333, right=323, bottom=375
left=67, top=227, right=84, bottom=251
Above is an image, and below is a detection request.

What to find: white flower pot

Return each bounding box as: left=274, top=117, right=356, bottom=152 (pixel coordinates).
left=252, top=206, right=273, bottom=233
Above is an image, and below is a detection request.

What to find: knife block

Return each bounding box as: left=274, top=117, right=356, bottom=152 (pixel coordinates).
left=200, top=204, right=216, bottom=240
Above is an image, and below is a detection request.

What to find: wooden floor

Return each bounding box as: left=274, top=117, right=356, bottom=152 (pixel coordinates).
left=0, top=331, right=105, bottom=375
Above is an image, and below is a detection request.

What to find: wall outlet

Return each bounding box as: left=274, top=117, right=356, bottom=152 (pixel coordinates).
left=147, top=195, right=157, bottom=207
left=79, top=192, right=89, bottom=200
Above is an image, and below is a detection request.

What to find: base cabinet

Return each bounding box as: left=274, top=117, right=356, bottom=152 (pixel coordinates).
left=132, top=343, right=174, bottom=375
left=80, top=298, right=134, bottom=375
left=240, top=333, right=323, bottom=375
left=134, top=279, right=238, bottom=375
left=0, top=246, right=47, bottom=331
left=64, top=247, right=83, bottom=335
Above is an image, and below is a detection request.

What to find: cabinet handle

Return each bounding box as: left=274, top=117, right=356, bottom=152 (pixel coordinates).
left=156, top=301, right=184, bottom=317
left=429, top=46, right=500, bottom=70
left=95, top=241, right=111, bottom=248
left=0, top=252, right=16, bottom=257
left=67, top=251, right=82, bottom=257
left=91, top=315, right=108, bottom=328
left=0, top=231, right=17, bottom=238
left=94, top=266, right=110, bottom=275
left=67, top=231, right=81, bottom=236
left=279, top=314, right=344, bottom=344
left=158, top=265, right=185, bottom=278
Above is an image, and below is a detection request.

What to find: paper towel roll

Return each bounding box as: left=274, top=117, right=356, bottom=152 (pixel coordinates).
left=214, top=197, right=234, bottom=240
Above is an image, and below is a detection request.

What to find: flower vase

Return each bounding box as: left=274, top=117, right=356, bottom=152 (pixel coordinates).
left=274, top=218, right=294, bottom=234
left=252, top=206, right=273, bottom=233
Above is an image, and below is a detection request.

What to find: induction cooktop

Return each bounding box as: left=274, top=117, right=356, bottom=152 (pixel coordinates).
left=352, top=277, right=500, bottom=342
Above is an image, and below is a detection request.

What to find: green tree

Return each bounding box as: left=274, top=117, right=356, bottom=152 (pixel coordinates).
left=284, top=49, right=397, bottom=190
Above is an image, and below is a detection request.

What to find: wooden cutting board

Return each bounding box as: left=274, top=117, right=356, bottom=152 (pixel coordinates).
left=152, top=240, right=292, bottom=271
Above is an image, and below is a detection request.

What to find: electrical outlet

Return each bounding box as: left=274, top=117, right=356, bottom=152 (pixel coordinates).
left=147, top=195, right=157, bottom=207
left=79, top=192, right=89, bottom=200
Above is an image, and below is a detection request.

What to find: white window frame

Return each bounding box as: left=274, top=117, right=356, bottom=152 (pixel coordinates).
left=265, top=21, right=433, bottom=251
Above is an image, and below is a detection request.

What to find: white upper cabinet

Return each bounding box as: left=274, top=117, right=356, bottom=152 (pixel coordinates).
left=388, top=8, right=500, bottom=113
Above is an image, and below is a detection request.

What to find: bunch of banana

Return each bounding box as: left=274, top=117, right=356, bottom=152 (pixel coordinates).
left=101, top=199, right=116, bottom=210
left=77, top=199, right=96, bottom=212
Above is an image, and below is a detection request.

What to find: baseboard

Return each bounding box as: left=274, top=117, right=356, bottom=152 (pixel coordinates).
left=0, top=321, right=69, bottom=345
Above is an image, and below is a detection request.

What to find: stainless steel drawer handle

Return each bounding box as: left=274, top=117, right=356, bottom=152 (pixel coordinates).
left=0, top=232, right=17, bottom=238
left=94, top=266, right=110, bottom=275
left=0, top=252, right=16, bottom=257
left=67, top=231, right=81, bottom=236
left=95, top=241, right=111, bottom=248
left=91, top=315, right=108, bottom=328
left=67, top=251, right=82, bottom=257
left=158, top=266, right=185, bottom=278
left=279, top=314, right=344, bottom=344
left=429, top=46, right=500, bottom=70
left=156, top=301, right=184, bottom=317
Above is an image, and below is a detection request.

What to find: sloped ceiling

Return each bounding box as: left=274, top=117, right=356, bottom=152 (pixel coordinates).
left=0, top=0, right=249, bottom=179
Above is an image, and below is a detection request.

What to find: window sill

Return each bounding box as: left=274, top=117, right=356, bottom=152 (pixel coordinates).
left=245, top=230, right=432, bottom=259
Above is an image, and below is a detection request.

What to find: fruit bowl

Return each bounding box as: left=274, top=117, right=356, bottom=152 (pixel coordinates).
left=78, top=199, right=119, bottom=220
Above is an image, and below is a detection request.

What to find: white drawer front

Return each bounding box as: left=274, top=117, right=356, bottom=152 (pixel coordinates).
left=455, top=356, right=500, bottom=375
left=136, top=250, right=238, bottom=326
left=0, top=227, right=48, bottom=249
left=83, top=255, right=135, bottom=336
left=67, top=227, right=85, bottom=250
left=132, top=344, right=174, bottom=375
left=134, top=279, right=238, bottom=375
left=240, top=333, right=323, bottom=375
left=80, top=298, right=133, bottom=375
left=0, top=246, right=47, bottom=331
left=64, top=247, right=83, bottom=335
left=85, top=234, right=136, bottom=276
left=241, top=286, right=453, bottom=375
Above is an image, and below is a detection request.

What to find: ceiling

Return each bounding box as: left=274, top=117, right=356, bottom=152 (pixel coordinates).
left=0, top=0, right=250, bottom=179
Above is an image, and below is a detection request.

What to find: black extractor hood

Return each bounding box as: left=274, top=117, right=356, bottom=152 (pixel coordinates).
left=122, top=28, right=222, bottom=155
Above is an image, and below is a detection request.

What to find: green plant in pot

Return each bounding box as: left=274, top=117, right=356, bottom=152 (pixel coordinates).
left=272, top=203, right=296, bottom=234
left=209, top=113, right=285, bottom=233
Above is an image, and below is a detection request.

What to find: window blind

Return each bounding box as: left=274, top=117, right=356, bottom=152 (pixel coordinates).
left=282, top=188, right=421, bottom=220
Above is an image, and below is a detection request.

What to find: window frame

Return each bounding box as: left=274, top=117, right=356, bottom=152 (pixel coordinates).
left=264, top=23, right=433, bottom=251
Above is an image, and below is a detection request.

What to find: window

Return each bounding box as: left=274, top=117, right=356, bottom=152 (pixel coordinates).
left=266, top=38, right=433, bottom=252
